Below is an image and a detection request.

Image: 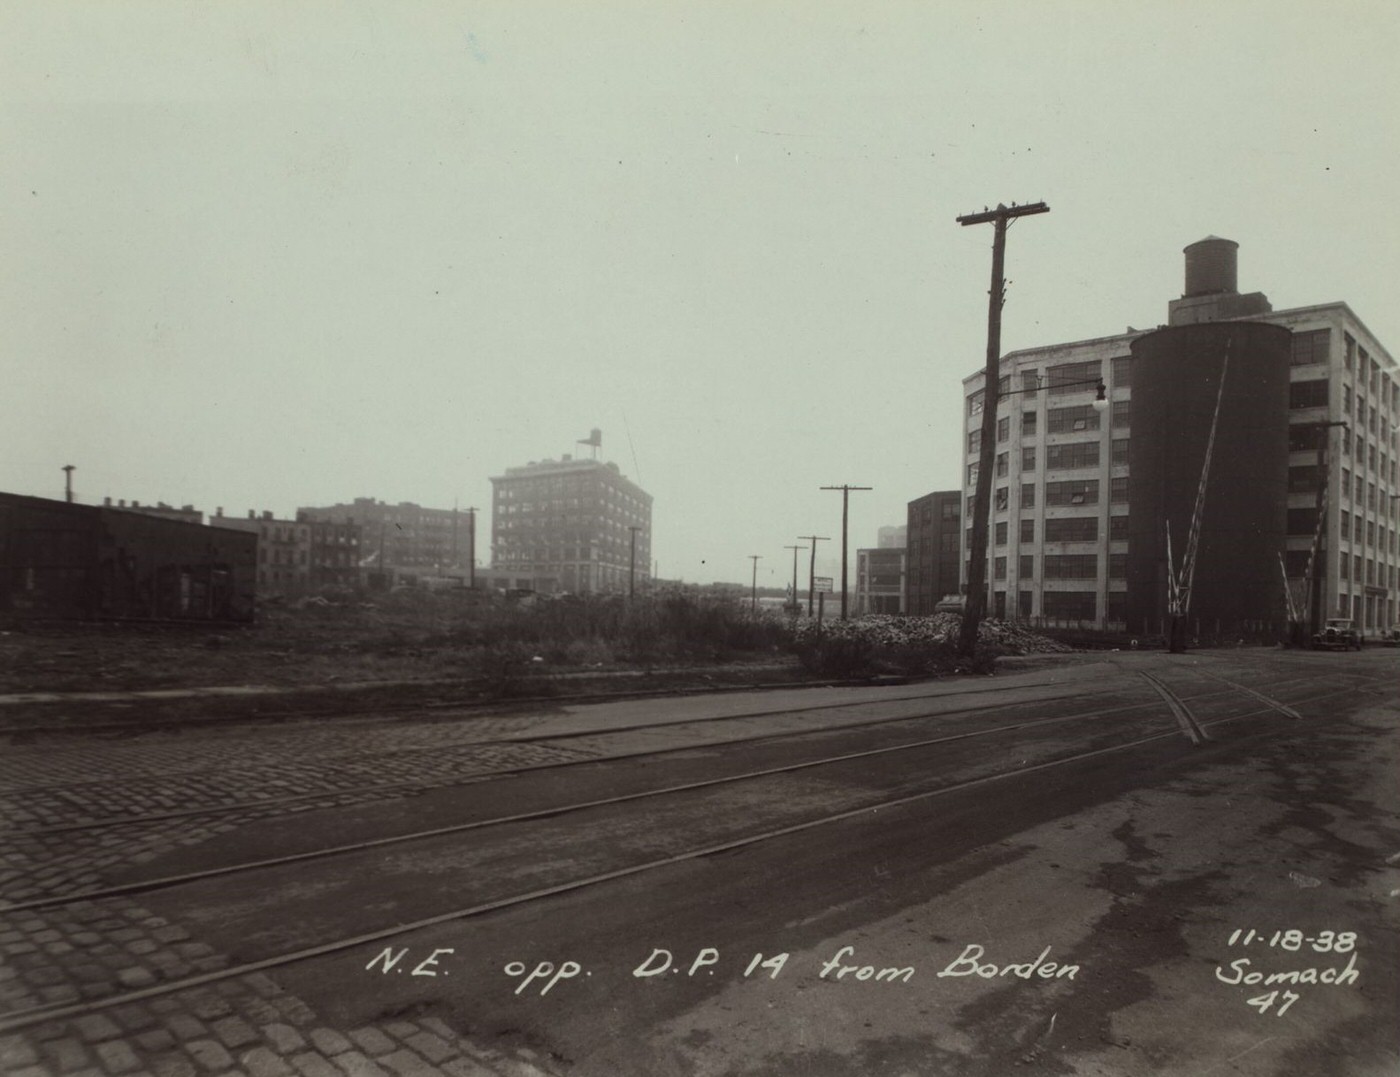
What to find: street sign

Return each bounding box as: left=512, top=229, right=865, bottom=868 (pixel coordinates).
left=813, top=576, right=834, bottom=593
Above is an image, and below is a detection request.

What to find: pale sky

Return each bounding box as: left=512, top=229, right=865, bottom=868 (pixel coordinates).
left=4, top=2, right=1398, bottom=587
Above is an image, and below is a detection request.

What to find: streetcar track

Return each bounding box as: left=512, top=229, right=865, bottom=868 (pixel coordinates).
left=0, top=681, right=1147, bottom=836
left=0, top=668, right=1342, bottom=841
left=0, top=692, right=1180, bottom=912
left=0, top=676, right=1123, bottom=798
left=0, top=683, right=1339, bottom=1037
left=1138, top=671, right=1209, bottom=744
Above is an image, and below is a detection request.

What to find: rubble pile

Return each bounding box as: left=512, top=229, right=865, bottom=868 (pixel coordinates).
left=792, top=614, right=1072, bottom=655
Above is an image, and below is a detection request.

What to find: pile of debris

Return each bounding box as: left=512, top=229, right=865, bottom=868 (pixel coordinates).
left=792, top=614, right=1072, bottom=655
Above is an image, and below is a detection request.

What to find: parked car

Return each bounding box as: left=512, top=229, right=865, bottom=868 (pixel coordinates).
left=1312, top=618, right=1362, bottom=651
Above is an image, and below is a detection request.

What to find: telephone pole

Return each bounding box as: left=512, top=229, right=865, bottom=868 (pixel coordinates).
left=820, top=485, right=872, bottom=620
left=955, top=200, right=1049, bottom=655
left=629, top=526, right=642, bottom=599
left=798, top=535, right=829, bottom=615
left=748, top=555, right=762, bottom=611
left=465, top=507, right=478, bottom=589
left=783, top=544, right=805, bottom=610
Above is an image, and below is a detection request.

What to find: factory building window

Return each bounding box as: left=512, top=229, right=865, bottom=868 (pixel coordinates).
left=1110, top=515, right=1129, bottom=540
left=1290, top=329, right=1331, bottom=366
left=1111, top=400, right=1131, bottom=429
left=1044, top=517, right=1098, bottom=542
left=1112, top=438, right=1131, bottom=466
left=1022, top=411, right=1038, bottom=436
left=1289, top=380, right=1329, bottom=409
left=1022, top=447, right=1037, bottom=471
left=1109, top=554, right=1127, bottom=579
left=1020, top=518, right=1035, bottom=543
left=1045, top=480, right=1099, bottom=506
left=994, top=557, right=1007, bottom=580
left=1018, top=591, right=1033, bottom=617
left=1110, top=356, right=1132, bottom=388
left=1047, top=360, right=1101, bottom=396
left=1043, top=554, right=1098, bottom=579
left=997, top=416, right=1010, bottom=443
left=967, top=430, right=980, bottom=453
left=1047, top=442, right=1100, bottom=470
left=995, top=522, right=1008, bottom=545
left=1021, top=483, right=1036, bottom=508
left=1288, top=466, right=1320, bottom=493
left=996, top=453, right=1008, bottom=478
left=1047, top=405, right=1101, bottom=434
left=1019, top=554, right=1034, bottom=578
left=1110, top=477, right=1129, bottom=503
left=1289, top=425, right=1321, bottom=452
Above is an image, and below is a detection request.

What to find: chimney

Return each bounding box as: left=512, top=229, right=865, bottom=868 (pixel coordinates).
left=216, top=507, right=224, bottom=517
left=103, top=496, right=112, bottom=506
left=248, top=510, right=255, bottom=519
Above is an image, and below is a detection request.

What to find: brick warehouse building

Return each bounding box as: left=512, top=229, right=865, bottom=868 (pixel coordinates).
left=490, top=454, right=652, bottom=594
left=1, top=492, right=256, bottom=622
left=960, top=237, right=1399, bottom=635
left=296, top=499, right=474, bottom=586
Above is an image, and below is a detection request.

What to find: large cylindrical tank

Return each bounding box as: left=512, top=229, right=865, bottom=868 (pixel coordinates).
left=1125, top=321, right=1291, bottom=636
left=1183, top=236, right=1239, bottom=297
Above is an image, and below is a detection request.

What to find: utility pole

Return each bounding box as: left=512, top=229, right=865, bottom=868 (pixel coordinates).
left=748, top=555, right=762, bottom=611
left=955, top=200, right=1049, bottom=655
left=798, top=535, right=829, bottom=615
left=465, top=507, right=478, bottom=590
left=783, top=544, right=805, bottom=610
left=62, top=465, right=75, bottom=503
left=820, top=485, right=872, bottom=619
left=629, top=526, right=641, bottom=599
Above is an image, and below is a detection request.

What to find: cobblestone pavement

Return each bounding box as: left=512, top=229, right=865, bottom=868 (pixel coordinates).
left=1, top=915, right=560, bottom=1076
left=0, top=735, right=606, bottom=906
left=0, top=712, right=591, bottom=1075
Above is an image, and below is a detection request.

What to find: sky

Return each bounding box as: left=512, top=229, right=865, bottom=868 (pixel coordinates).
left=4, top=1, right=1399, bottom=588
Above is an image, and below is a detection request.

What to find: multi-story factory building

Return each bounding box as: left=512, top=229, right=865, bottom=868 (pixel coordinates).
left=490, top=454, right=652, bottom=594
left=961, top=237, right=1399, bottom=635
left=905, top=490, right=961, bottom=616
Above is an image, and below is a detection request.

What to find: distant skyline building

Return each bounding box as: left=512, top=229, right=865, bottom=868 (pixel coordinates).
left=877, top=524, right=907, bottom=549
left=960, top=237, right=1399, bottom=634
left=490, top=451, right=652, bottom=594
left=855, top=546, right=905, bottom=615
